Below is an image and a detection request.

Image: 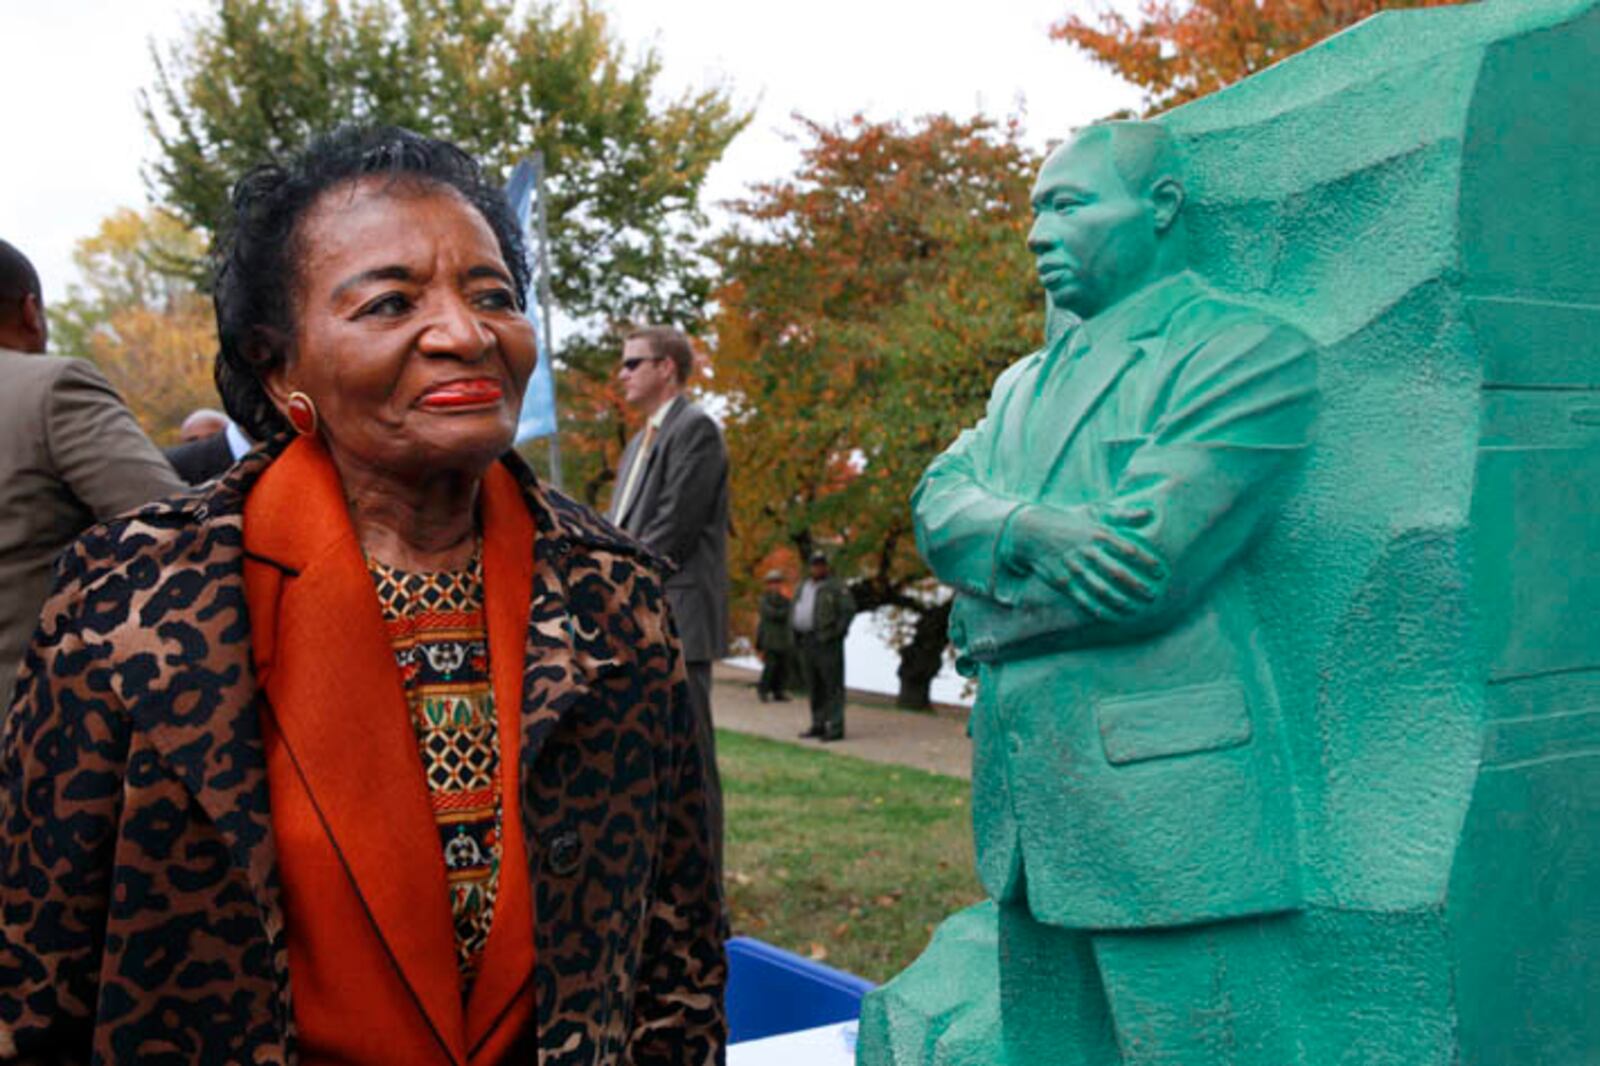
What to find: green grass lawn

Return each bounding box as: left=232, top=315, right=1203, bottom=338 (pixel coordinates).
left=718, top=729, right=984, bottom=984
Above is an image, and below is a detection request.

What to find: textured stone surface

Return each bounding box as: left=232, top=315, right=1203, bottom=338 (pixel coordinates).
left=859, top=2, right=1600, bottom=1062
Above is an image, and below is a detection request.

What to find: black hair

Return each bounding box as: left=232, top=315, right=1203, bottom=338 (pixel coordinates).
left=212, top=125, right=531, bottom=439
left=0, top=239, right=42, bottom=321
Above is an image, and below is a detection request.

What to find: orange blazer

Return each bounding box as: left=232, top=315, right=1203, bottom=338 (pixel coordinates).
left=244, top=437, right=535, bottom=1064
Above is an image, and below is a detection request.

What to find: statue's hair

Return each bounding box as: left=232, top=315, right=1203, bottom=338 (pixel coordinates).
left=1076, top=121, right=1181, bottom=196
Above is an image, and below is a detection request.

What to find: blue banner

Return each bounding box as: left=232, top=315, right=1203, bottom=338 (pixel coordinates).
left=506, top=159, right=557, bottom=442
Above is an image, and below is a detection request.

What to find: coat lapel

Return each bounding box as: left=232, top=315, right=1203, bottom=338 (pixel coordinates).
left=246, top=438, right=465, bottom=1058
left=610, top=430, right=643, bottom=525
left=1027, top=328, right=1145, bottom=495
left=465, top=464, right=537, bottom=1049
left=618, top=433, right=657, bottom=531
left=619, top=396, right=688, bottom=531
left=508, top=473, right=599, bottom=766
left=1024, top=274, right=1203, bottom=496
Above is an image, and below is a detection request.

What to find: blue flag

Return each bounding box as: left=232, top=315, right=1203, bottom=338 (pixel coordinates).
left=506, top=160, right=557, bottom=442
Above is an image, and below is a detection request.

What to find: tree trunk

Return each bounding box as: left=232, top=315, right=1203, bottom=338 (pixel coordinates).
left=896, top=600, right=952, bottom=710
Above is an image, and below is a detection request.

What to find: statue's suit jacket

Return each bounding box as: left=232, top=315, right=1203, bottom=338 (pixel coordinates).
left=0, top=349, right=183, bottom=710
left=610, top=397, right=730, bottom=661
left=913, top=272, right=1317, bottom=930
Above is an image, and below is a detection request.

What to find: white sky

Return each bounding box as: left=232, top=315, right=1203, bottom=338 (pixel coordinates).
left=0, top=0, right=1142, bottom=307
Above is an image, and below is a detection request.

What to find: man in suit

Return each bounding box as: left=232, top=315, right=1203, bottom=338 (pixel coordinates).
left=0, top=240, right=184, bottom=712
left=165, top=407, right=255, bottom=485
left=908, top=122, right=1318, bottom=1062
left=609, top=325, right=730, bottom=870
left=791, top=551, right=854, bottom=742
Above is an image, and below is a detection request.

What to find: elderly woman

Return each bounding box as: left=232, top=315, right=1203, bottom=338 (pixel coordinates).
left=0, top=127, right=725, bottom=1064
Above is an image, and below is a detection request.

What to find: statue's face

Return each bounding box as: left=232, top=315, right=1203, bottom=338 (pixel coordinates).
left=1028, top=134, right=1160, bottom=320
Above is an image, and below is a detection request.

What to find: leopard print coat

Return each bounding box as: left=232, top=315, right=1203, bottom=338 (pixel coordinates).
left=0, top=441, right=726, bottom=1065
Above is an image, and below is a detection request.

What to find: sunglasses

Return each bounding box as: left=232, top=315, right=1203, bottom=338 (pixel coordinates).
left=619, top=354, right=666, bottom=373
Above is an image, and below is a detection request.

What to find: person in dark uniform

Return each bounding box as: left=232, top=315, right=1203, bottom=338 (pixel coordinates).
left=755, top=569, right=794, bottom=703
left=792, top=551, right=854, bottom=742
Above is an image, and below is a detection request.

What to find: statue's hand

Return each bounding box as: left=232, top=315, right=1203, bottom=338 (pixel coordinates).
left=1004, top=504, right=1165, bottom=619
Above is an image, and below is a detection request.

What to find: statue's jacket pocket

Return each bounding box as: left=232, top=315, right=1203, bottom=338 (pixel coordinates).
left=1097, top=680, right=1253, bottom=766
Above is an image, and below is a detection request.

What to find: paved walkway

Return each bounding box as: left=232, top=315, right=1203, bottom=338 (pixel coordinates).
left=712, top=662, right=972, bottom=779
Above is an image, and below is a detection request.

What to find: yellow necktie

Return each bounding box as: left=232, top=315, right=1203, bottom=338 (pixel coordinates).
left=613, top=422, right=658, bottom=522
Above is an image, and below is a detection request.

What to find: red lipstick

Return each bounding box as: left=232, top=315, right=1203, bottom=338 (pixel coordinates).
left=419, top=378, right=503, bottom=409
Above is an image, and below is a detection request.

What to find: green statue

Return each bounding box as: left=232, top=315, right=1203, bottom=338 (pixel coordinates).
left=860, top=2, right=1600, bottom=1063
left=892, top=115, right=1320, bottom=1064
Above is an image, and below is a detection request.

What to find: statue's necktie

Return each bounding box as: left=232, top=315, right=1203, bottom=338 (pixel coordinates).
left=1034, top=325, right=1091, bottom=399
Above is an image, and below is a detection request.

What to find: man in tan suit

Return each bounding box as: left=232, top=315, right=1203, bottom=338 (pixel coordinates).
left=0, top=240, right=183, bottom=711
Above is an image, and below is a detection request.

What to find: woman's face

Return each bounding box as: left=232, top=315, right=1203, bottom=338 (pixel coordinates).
left=269, top=177, right=537, bottom=482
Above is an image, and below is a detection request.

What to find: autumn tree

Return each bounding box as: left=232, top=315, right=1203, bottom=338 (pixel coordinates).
left=1053, top=0, right=1463, bottom=113
left=51, top=208, right=219, bottom=445
left=141, top=0, right=748, bottom=498
left=713, top=115, right=1042, bottom=708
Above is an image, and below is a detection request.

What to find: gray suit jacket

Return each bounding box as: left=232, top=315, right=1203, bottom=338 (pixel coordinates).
left=610, top=397, right=730, bottom=662
left=0, top=350, right=184, bottom=709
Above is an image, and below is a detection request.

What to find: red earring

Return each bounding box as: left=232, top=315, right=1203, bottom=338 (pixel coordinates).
left=286, top=391, right=319, bottom=436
